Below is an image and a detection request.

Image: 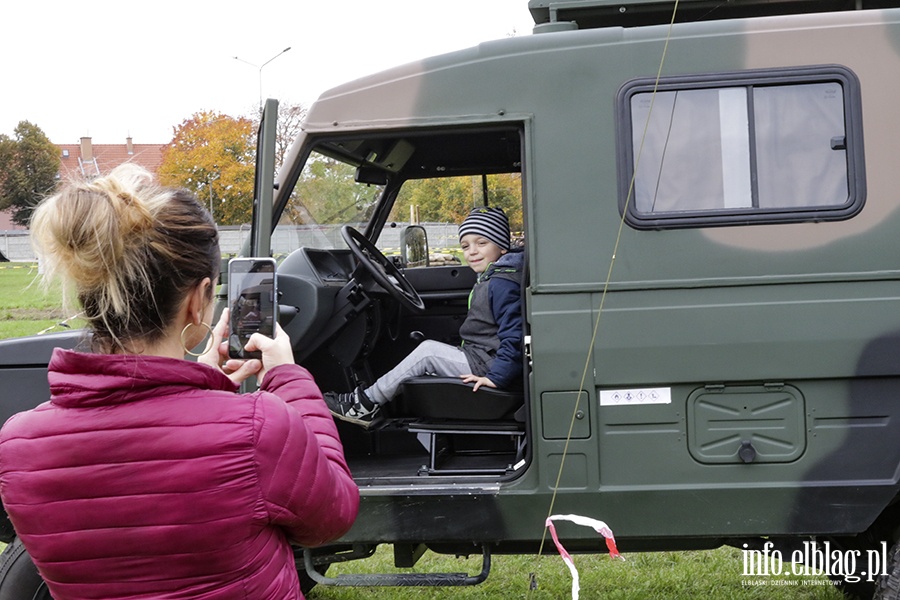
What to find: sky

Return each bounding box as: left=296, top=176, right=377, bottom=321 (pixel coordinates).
left=1, top=1, right=536, bottom=144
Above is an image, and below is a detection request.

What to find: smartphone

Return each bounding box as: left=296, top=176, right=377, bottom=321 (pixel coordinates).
left=227, top=257, right=277, bottom=359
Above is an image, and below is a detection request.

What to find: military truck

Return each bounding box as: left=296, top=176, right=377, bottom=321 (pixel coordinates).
left=4, top=0, right=900, bottom=597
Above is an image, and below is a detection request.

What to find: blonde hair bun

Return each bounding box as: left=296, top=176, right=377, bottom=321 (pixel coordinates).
left=30, top=164, right=220, bottom=353
left=32, top=165, right=168, bottom=315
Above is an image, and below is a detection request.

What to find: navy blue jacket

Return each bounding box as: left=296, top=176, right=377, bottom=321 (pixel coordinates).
left=459, top=249, right=524, bottom=388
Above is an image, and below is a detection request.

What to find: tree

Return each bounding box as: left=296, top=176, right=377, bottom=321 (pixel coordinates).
left=0, top=121, right=59, bottom=226
left=272, top=102, right=307, bottom=171
left=158, top=111, right=255, bottom=225
left=392, top=173, right=523, bottom=231
left=286, top=156, right=377, bottom=225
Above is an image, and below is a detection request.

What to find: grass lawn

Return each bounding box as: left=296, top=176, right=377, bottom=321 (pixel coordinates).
left=0, top=262, right=82, bottom=339
left=308, top=544, right=844, bottom=599
left=0, top=264, right=848, bottom=599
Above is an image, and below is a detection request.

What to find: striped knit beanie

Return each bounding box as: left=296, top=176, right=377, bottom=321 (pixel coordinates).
left=458, top=207, right=511, bottom=251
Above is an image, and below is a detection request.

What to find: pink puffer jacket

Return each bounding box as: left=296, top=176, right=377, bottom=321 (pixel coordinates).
left=0, top=348, right=359, bottom=599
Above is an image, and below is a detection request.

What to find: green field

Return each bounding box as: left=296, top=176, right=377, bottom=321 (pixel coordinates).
left=0, top=262, right=82, bottom=339
left=309, top=544, right=845, bottom=600
left=0, top=263, right=845, bottom=599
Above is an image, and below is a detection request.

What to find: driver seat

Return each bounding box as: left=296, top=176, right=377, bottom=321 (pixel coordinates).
left=394, top=376, right=524, bottom=421
left=394, top=377, right=526, bottom=476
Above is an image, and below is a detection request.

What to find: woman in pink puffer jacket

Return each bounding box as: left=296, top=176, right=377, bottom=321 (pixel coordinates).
left=0, top=165, right=359, bottom=599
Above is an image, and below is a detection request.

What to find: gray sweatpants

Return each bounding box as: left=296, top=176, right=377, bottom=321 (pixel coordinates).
left=365, top=340, right=472, bottom=405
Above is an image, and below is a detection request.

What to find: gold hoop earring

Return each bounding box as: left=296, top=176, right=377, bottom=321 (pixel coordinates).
left=181, top=322, right=214, bottom=357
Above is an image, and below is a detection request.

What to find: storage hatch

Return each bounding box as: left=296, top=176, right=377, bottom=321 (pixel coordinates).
left=687, top=384, right=806, bottom=464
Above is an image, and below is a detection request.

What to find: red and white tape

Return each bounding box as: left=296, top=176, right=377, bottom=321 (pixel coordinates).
left=545, top=514, right=622, bottom=599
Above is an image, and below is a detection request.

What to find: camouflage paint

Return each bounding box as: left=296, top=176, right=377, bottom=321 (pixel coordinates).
left=286, top=6, right=900, bottom=552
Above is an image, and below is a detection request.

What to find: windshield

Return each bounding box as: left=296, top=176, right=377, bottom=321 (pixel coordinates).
left=274, top=150, right=385, bottom=254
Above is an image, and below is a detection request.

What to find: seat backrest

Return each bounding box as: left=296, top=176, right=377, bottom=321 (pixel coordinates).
left=395, top=376, right=524, bottom=421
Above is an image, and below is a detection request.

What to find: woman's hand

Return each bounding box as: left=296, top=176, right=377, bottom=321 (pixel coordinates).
left=244, top=323, right=295, bottom=383
left=198, top=308, right=263, bottom=384
left=461, top=374, right=497, bottom=392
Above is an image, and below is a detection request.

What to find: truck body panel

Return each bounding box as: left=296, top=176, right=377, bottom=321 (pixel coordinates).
left=272, top=7, right=900, bottom=551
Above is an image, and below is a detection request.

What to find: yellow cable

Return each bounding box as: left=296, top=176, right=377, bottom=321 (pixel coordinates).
left=530, top=0, right=682, bottom=588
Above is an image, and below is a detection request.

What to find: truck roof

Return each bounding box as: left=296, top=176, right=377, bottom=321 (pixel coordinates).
left=527, top=0, right=900, bottom=29
left=303, top=4, right=895, bottom=133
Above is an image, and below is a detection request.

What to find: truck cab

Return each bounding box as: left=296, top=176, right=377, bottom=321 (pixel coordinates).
left=4, top=0, right=900, bottom=596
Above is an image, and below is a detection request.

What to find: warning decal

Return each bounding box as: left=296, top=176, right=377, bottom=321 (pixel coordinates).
left=599, top=387, right=671, bottom=406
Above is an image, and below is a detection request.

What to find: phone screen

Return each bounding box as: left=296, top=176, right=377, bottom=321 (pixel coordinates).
left=228, top=258, right=277, bottom=359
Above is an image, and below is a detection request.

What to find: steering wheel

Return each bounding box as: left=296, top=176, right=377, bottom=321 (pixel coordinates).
left=341, top=225, right=425, bottom=313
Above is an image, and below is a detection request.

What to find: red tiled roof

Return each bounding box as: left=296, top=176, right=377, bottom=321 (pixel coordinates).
left=57, top=139, right=167, bottom=180
left=1, top=138, right=168, bottom=231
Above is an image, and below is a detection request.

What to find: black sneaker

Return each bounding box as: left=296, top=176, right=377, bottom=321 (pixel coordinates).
left=324, top=386, right=380, bottom=428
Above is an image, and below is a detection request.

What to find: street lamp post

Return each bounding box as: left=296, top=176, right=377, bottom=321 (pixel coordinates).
left=233, top=47, right=292, bottom=112
left=208, top=179, right=214, bottom=220
left=207, top=169, right=219, bottom=221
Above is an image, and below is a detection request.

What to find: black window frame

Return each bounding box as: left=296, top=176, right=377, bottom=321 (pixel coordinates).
left=615, top=65, right=866, bottom=230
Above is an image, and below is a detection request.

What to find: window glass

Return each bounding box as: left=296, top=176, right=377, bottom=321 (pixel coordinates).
left=631, top=88, right=750, bottom=212
left=389, top=173, right=523, bottom=267
left=620, top=67, right=863, bottom=228
left=753, top=83, right=847, bottom=208
left=274, top=151, right=385, bottom=253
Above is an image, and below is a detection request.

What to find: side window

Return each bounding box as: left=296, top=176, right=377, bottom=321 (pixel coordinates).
left=617, top=66, right=865, bottom=229
left=389, top=174, right=524, bottom=268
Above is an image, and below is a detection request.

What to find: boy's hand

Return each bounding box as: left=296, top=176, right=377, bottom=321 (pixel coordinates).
left=461, top=374, right=497, bottom=392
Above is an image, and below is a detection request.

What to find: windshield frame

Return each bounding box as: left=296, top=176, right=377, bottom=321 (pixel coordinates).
left=270, top=122, right=526, bottom=250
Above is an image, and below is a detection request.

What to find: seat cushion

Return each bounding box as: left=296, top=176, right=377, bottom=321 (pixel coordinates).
left=395, top=376, right=523, bottom=420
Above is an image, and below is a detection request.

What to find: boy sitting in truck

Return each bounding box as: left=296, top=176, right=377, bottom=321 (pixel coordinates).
left=325, top=206, right=524, bottom=427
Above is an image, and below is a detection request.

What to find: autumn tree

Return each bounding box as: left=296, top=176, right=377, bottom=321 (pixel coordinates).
left=285, top=156, right=379, bottom=225
left=158, top=111, right=255, bottom=225
left=392, top=173, right=523, bottom=231
left=0, top=121, right=59, bottom=226
left=271, top=102, right=307, bottom=170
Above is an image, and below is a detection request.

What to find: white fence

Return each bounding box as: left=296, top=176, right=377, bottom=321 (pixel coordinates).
left=0, top=231, right=32, bottom=262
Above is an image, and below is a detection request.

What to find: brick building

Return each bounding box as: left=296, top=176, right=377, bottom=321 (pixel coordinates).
left=0, top=137, right=166, bottom=231
left=57, top=137, right=165, bottom=180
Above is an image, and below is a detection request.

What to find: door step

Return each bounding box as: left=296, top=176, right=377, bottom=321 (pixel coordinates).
left=301, top=545, right=491, bottom=586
